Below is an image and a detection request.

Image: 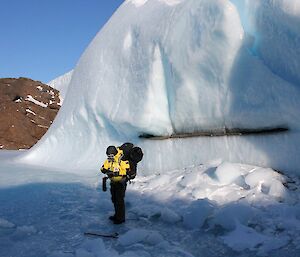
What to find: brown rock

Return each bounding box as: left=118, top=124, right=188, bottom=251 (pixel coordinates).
left=0, top=77, right=61, bottom=150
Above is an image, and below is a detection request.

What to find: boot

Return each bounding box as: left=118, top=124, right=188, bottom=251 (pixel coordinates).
left=113, top=219, right=125, bottom=225
left=109, top=215, right=115, bottom=221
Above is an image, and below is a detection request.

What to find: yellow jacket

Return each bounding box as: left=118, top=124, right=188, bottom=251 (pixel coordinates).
left=101, top=148, right=130, bottom=182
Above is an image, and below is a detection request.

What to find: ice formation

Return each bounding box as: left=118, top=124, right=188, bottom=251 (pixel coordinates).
left=18, top=0, right=300, bottom=175
left=48, top=70, right=73, bottom=102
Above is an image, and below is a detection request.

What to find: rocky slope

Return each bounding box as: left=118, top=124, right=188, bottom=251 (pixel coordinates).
left=0, top=77, right=61, bottom=150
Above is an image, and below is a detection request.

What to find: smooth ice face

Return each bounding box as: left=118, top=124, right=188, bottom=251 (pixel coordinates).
left=245, top=0, right=300, bottom=87
left=19, top=0, right=300, bottom=174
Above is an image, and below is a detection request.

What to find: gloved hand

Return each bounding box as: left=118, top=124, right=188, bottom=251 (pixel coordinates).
left=106, top=171, right=114, bottom=178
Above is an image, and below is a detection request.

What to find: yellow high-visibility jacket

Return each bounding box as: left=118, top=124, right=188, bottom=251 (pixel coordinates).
left=101, top=148, right=130, bottom=182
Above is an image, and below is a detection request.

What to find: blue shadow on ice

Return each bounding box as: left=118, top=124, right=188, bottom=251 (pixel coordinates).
left=0, top=179, right=299, bottom=257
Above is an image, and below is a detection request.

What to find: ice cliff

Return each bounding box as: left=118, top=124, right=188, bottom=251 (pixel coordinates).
left=19, top=0, right=300, bottom=175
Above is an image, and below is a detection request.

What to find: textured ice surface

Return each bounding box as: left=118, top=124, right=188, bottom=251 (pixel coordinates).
left=1, top=161, right=299, bottom=257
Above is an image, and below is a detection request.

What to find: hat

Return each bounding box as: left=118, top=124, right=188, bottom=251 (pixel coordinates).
left=106, top=145, right=118, bottom=156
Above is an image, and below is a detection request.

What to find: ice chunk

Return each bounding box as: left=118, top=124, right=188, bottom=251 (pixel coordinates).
left=212, top=204, right=255, bottom=231
left=118, top=229, right=164, bottom=246
left=244, top=168, right=287, bottom=200
left=144, top=230, right=164, bottom=245
left=0, top=218, right=15, bottom=228
left=208, top=185, right=248, bottom=204
left=222, top=221, right=291, bottom=255
left=245, top=168, right=277, bottom=188
left=222, top=222, right=269, bottom=251
left=160, top=207, right=182, bottom=224
left=268, top=179, right=287, bottom=199
left=214, top=162, right=243, bottom=185
left=179, top=169, right=204, bottom=188
left=182, top=199, right=214, bottom=229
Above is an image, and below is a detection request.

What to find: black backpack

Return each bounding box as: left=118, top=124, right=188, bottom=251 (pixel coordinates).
left=119, top=142, right=143, bottom=164
left=130, top=146, right=143, bottom=163
left=119, top=142, right=134, bottom=161
left=119, top=142, right=143, bottom=180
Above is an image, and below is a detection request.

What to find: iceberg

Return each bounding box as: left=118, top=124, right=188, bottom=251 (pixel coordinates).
left=17, top=0, right=300, bottom=175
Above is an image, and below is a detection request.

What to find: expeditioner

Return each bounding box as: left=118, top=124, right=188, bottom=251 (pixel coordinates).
left=100, top=143, right=143, bottom=224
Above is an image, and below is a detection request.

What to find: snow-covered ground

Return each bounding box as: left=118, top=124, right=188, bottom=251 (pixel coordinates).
left=1, top=157, right=300, bottom=257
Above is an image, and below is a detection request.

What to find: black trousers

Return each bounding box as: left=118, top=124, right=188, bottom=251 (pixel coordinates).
left=110, top=181, right=126, bottom=221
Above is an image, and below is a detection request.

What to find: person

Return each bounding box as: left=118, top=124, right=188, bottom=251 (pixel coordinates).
left=100, top=143, right=143, bottom=224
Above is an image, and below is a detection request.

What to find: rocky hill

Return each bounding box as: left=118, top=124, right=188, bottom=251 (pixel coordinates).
left=0, top=77, right=61, bottom=150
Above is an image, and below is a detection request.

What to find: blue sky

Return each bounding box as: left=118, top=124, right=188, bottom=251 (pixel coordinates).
left=0, top=0, right=124, bottom=83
